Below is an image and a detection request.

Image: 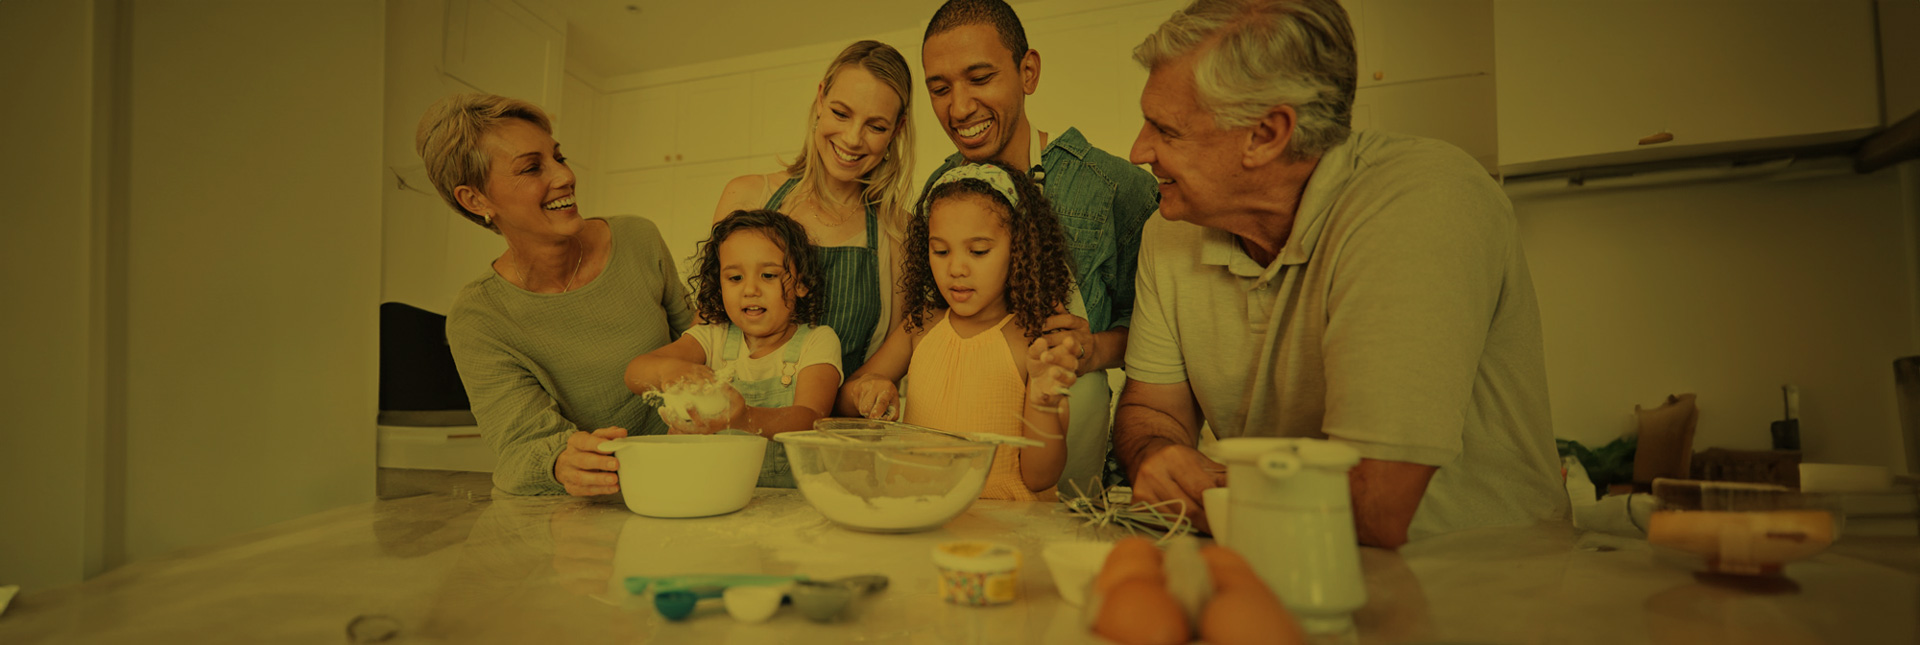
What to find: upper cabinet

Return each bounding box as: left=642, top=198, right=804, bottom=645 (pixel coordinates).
left=442, top=0, right=565, bottom=114
left=603, top=73, right=754, bottom=172
left=1345, top=0, right=1497, bottom=171
left=1348, top=0, right=1494, bottom=88
left=1495, top=0, right=1881, bottom=176
left=750, top=62, right=821, bottom=161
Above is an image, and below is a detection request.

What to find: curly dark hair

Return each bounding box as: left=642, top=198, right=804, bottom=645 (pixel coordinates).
left=689, top=209, right=827, bottom=327
left=901, top=161, right=1073, bottom=340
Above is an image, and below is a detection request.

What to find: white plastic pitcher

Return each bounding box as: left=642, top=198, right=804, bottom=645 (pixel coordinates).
left=1204, top=437, right=1366, bottom=634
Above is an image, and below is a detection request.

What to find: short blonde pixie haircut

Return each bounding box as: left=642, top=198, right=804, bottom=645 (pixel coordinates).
left=415, top=93, right=554, bottom=232
left=1134, top=0, right=1356, bottom=161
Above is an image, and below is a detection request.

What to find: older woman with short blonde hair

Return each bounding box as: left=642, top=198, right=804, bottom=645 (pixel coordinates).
left=417, top=93, right=692, bottom=497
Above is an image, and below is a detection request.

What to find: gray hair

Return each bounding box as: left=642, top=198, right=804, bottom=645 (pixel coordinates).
left=1133, top=0, right=1357, bottom=160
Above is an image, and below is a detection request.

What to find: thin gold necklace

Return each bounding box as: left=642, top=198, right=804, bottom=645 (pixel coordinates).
left=521, top=237, right=585, bottom=293
left=809, top=184, right=861, bottom=227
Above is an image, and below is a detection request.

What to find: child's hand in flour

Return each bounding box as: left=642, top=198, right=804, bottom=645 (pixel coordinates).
left=662, top=383, right=744, bottom=434
left=848, top=375, right=900, bottom=420
left=1026, top=337, right=1079, bottom=411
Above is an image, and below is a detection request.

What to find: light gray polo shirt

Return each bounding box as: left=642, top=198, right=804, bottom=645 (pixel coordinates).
left=1125, top=130, right=1567, bottom=539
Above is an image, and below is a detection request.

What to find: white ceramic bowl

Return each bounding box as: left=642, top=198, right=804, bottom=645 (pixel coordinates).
left=775, top=419, right=996, bottom=533
left=1042, top=541, right=1114, bottom=607
left=598, top=434, right=766, bottom=518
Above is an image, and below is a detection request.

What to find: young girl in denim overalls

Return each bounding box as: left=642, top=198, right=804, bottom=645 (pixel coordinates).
left=624, top=209, right=842, bottom=487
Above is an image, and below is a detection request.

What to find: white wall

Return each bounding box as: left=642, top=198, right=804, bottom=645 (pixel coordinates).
left=1514, top=168, right=1916, bottom=470
left=1, top=0, right=386, bottom=588
left=383, top=0, right=507, bottom=314
left=120, top=0, right=383, bottom=561
left=0, top=0, right=103, bottom=593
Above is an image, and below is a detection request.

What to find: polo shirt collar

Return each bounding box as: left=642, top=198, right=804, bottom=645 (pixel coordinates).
left=1200, top=133, right=1365, bottom=281
left=1200, top=228, right=1275, bottom=280
left=1277, top=133, right=1362, bottom=267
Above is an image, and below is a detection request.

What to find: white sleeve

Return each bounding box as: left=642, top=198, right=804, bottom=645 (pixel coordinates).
left=684, top=324, right=724, bottom=365
left=799, top=325, right=845, bottom=380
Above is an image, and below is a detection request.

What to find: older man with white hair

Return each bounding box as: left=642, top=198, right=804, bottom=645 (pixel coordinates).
left=1113, top=0, right=1566, bottom=547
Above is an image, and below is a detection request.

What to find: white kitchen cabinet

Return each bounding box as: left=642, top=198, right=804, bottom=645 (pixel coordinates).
left=556, top=73, right=600, bottom=172
left=442, top=0, right=565, bottom=113
left=1354, top=74, right=1498, bottom=172
left=600, top=167, right=677, bottom=239
left=604, top=89, right=677, bottom=172
left=750, top=61, right=821, bottom=159
left=1347, top=0, right=1494, bottom=88
left=603, top=73, right=754, bottom=172
left=1495, top=0, right=1880, bottom=176
left=678, top=75, right=753, bottom=165
left=599, top=158, right=761, bottom=281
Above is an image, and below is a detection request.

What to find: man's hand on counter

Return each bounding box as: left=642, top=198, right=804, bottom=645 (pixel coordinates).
left=556, top=427, right=626, bottom=497
left=1130, top=440, right=1229, bottom=534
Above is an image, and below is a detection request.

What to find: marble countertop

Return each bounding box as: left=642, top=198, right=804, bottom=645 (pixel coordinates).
left=2, top=483, right=1915, bottom=644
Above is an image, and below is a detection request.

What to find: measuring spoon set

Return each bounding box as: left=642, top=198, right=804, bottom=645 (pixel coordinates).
left=626, top=574, right=889, bottom=624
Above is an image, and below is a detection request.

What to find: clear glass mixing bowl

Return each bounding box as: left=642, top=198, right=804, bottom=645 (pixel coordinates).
left=774, top=419, right=998, bottom=533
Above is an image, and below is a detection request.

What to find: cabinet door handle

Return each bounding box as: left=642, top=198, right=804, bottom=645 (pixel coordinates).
left=664, top=155, right=671, bottom=163
left=1638, top=132, right=1674, bottom=146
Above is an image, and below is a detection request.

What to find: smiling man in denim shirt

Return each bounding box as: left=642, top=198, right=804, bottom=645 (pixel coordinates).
left=918, top=0, right=1160, bottom=493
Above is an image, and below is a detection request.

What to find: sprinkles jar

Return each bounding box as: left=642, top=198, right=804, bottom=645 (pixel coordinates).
left=932, top=541, right=1022, bottom=606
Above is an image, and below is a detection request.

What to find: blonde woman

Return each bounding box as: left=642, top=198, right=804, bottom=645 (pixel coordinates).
left=417, top=93, right=693, bottom=497
left=711, top=40, right=915, bottom=376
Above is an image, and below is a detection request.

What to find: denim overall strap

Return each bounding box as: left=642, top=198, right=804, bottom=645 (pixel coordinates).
left=720, top=324, right=811, bottom=488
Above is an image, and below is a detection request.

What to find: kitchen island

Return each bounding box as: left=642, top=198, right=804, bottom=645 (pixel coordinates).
left=1, top=481, right=1914, bottom=644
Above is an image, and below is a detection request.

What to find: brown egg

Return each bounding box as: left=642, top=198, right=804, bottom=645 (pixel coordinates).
left=1094, top=577, right=1191, bottom=645
left=1198, top=545, right=1266, bottom=590
left=1093, top=537, right=1166, bottom=596
left=1199, top=546, right=1304, bottom=645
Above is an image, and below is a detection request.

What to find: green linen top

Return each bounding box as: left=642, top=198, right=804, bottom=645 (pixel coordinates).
left=447, top=216, right=694, bottom=495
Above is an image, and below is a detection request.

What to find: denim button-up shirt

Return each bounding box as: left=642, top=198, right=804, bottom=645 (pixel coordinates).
left=923, top=128, right=1160, bottom=333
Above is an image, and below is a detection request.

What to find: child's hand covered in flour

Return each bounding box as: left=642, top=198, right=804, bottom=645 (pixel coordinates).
left=846, top=375, right=901, bottom=421
left=659, top=381, right=745, bottom=434
left=1027, top=337, right=1078, bottom=411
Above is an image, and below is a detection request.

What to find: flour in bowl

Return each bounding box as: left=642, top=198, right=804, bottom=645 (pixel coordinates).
left=793, top=469, right=982, bottom=531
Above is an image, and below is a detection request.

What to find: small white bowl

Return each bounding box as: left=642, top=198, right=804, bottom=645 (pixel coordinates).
left=598, top=434, right=766, bottom=518
left=1042, top=541, right=1114, bottom=607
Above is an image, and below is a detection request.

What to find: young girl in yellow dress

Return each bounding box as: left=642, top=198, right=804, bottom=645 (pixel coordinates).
left=838, top=161, right=1079, bottom=500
